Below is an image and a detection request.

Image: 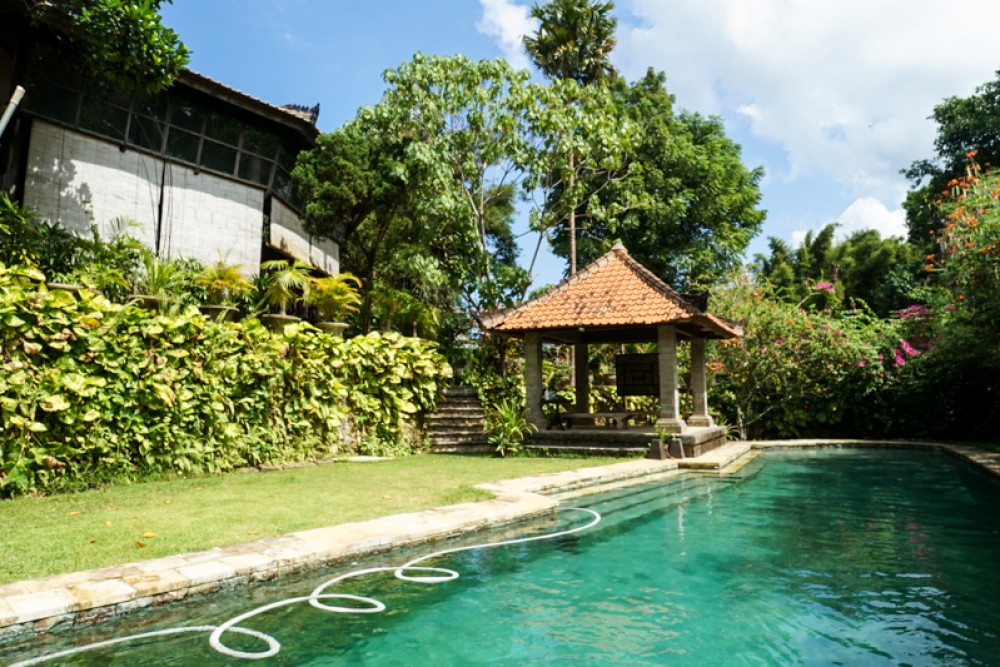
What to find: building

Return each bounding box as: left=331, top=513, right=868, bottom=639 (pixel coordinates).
left=0, top=8, right=338, bottom=275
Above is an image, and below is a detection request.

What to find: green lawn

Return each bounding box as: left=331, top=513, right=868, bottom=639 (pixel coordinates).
left=0, top=454, right=622, bottom=584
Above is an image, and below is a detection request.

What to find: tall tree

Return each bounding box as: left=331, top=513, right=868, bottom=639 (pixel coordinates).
left=523, top=0, right=618, bottom=274
left=295, top=55, right=533, bottom=332
left=562, top=69, right=765, bottom=288
left=522, top=0, right=617, bottom=85
left=521, top=76, right=637, bottom=285
left=13, top=0, right=189, bottom=93
left=373, top=54, right=533, bottom=320
left=753, top=223, right=916, bottom=316
left=903, top=71, right=1000, bottom=249
left=292, top=120, right=413, bottom=331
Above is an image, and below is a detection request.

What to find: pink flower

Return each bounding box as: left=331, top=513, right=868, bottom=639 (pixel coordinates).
left=900, top=340, right=920, bottom=357
left=898, top=304, right=930, bottom=320
left=814, top=282, right=835, bottom=294
left=856, top=360, right=867, bottom=368
left=894, top=350, right=906, bottom=366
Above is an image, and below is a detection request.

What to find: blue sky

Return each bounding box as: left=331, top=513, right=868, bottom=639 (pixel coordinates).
left=161, top=0, right=1000, bottom=287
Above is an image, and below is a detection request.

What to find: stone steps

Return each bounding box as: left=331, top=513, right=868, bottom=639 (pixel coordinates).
left=427, top=387, right=489, bottom=453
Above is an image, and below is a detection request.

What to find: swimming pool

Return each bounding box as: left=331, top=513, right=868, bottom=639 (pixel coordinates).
left=8, top=448, right=1000, bottom=665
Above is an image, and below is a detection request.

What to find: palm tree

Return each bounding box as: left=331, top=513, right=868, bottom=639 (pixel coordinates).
left=260, top=259, right=312, bottom=316
left=523, top=0, right=618, bottom=275
left=523, top=0, right=618, bottom=86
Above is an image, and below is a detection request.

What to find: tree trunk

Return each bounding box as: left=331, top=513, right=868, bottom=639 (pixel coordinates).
left=568, top=150, right=577, bottom=276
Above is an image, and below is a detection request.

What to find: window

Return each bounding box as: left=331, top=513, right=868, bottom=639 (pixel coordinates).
left=238, top=153, right=272, bottom=186
left=201, top=139, right=237, bottom=173
left=166, top=128, right=200, bottom=163
left=22, top=42, right=307, bottom=210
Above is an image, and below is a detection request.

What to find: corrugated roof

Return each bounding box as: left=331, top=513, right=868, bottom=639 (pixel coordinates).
left=178, top=70, right=319, bottom=141
left=483, top=244, right=742, bottom=339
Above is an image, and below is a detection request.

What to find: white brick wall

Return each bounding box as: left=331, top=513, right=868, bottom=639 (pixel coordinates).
left=161, top=163, right=263, bottom=270
left=270, top=198, right=339, bottom=274
left=23, top=120, right=336, bottom=276
left=24, top=120, right=159, bottom=246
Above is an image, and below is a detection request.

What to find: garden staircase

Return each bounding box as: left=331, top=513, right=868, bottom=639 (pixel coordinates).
left=427, top=387, right=490, bottom=454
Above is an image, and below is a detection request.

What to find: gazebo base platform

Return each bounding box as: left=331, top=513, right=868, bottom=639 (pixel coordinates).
left=527, top=425, right=727, bottom=458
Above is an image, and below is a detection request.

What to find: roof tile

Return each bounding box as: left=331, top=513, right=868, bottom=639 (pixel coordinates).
left=483, top=245, right=741, bottom=338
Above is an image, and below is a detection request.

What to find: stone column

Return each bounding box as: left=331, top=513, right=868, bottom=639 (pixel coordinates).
left=525, top=332, right=545, bottom=429
left=656, top=325, right=686, bottom=433
left=687, top=337, right=714, bottom=427
left=574, top=341, right=589, bottom=413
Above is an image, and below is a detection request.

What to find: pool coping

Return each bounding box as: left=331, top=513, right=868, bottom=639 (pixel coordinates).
left=1, top=439, right=998, bottom=644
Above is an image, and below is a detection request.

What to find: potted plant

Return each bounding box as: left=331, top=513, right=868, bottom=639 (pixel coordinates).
left=130, top=249, right=189, bottom=312
left=259, top=258, right=312, bottom=332
left=195, top=260, right=252, bottom=322
left=303, top=272, right=362, bottom=336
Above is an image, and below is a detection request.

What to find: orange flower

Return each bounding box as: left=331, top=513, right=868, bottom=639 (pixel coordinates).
left=966, top=150, right=977, bottom=159
left=957, top=294, right=966, bottom=301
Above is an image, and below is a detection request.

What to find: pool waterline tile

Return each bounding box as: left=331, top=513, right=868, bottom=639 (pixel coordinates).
left=1, top=441, right=998, bottom=642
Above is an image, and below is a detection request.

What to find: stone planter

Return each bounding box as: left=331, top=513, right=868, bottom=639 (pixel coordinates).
left=129, top=294, right=161, bottom=311
left=45, top=282, right=86, bottom=298
left=646, top=437, right=686, bottom=460
left=260, top=313, right=300, bottom=333
left=315, top=321, right=348, bottom=337
left=199, top=304, right=240, bottom=322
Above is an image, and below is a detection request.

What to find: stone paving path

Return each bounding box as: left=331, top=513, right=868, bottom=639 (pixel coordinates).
left=1, top=439, right=997, bottom=643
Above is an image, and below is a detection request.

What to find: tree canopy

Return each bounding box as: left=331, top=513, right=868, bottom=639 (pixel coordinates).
left=551, top=69, right=765, bottom=289
left=18, top=0, right=189, bottom=93
left=753, top=223, right=917, bottom=316
left=903, top=71, right=1000, bottom=248
left=523, top=0, right=617, bottom=86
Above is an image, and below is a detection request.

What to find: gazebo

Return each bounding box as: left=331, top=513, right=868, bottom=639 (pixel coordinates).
left=481, top=243, right=742, bottom=455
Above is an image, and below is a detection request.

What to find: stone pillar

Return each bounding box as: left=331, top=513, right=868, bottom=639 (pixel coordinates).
left=687, top=337, right=714, bottom=428
left=574, top=341, right=589, bottom=413
left=525, top=332, right=545, bottom=429
left=656, top=325, right=686, bottom=433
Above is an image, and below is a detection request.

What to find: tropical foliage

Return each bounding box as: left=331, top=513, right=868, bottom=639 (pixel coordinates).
left=304, top=273, right=362, bottom=322
left=753, top=223, right=918, bottom=316
left=19, top=0, right=188, bottom=94
left=0, top=263, right=450, bottom=497
left=523, top=0, right=618, bottom=86
left=904, top=71, right=1000, bottom=248
left=708, top=275, right=900, bottom=439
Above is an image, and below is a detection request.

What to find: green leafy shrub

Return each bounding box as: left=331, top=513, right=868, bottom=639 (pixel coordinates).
left=0, top=265, right=451, bottom=497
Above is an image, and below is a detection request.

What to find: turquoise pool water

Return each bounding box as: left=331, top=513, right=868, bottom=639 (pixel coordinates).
left=8, top=448, right=1000, bottom=665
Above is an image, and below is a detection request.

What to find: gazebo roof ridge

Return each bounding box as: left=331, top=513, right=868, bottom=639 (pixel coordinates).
left=482, top=244, right=698, bottom=330
left=481, top=243, right=740, bottom=340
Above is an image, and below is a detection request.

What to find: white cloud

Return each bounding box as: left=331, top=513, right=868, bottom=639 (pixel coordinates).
left=615, top=0, right=1000, bottom=206
left=836, top=197, right=907, bottom=240
left=476, top=0, right=537, bottom=71
left=790, top=197, right=906, bottom=248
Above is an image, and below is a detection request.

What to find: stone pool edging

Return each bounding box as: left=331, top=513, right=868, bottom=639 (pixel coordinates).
left=747, top=439, right=1000, bottom=480
left=1, top=439, right=997, bottom=645
left=0, top=457, right=681, bottom=642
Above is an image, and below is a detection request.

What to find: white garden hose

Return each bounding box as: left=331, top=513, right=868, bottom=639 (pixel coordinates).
left=11, top=507, right=601, bottom=665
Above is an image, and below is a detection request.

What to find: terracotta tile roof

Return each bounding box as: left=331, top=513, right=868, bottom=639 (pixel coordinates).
left=483, top=244, right=742, bottom=339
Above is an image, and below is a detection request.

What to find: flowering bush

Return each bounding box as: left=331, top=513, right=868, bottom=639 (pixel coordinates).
left=708, top=275, right=900, bottom=438
left=891, top=155, right=1000, bottom=439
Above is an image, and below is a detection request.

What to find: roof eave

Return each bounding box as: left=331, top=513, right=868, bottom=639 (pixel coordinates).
left=177, top=70, right=319, bottom=143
